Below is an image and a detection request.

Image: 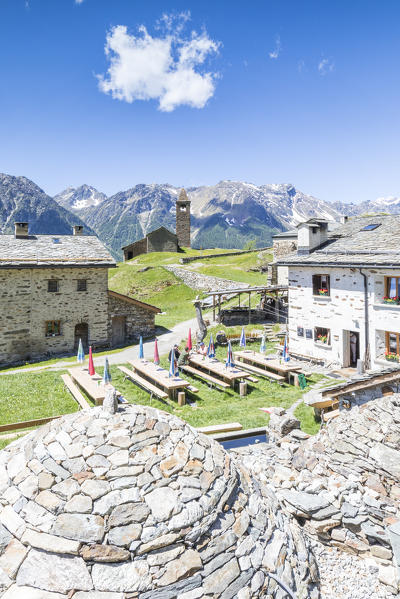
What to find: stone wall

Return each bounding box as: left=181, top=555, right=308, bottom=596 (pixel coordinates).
left=123, top=238, right=148, bottom=261
left=0, top=267, right=109, bottom=364
left=147, top=229, right=178, bottom=253
left=273, top=238, right=297, bottom=261
left=108, top=292, right=157, bottom=343
left=288, top=266, right=400, bottom=368
left=180, top=246, right=272, bottom=264
left=176, top=200, right=191, bottom=247
left=164, top=265, right=250, bottom=293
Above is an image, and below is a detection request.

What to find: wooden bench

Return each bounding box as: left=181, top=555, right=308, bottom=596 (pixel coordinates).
left=118, top=366, right=169, bottom=400
left=187, top=384, right=200, bottom=394
left=197, top=422, right=242, bottom=435
left=61, top=374, right=91, bottom=410
left=180, top=365, right=230, bottom=389
left=235, top=362, right=285, bottom=383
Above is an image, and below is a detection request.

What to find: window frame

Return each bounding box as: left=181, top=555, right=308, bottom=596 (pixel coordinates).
left=312, top=274, right=330, bottom=297
left=77, top=279, right=87, bottom=292
left=386, top=331, right=400, bottom=355
left=45, top=320, right=61, bottom=337
left=47, top=279, right=59, bottom=293
left=384, top=276, right=400, bottom=300
left=314, top=326, right=331, bottom=345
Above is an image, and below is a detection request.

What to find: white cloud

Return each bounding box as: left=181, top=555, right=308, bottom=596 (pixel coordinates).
left=318, top=58, right=334, bottom=75
left=98, top=15, right=221, bottom=112
left=75, top=0, right=85, bottom=4
left=269, top=35, right=281, bottom=59
left=297, top=59, right=305, bottom=73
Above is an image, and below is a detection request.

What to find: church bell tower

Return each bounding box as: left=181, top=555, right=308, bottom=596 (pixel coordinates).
left=176, top=189, right=191, bottom=248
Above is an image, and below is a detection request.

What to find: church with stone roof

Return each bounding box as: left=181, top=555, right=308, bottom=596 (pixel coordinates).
left=0, top=223, right=160, bottom=365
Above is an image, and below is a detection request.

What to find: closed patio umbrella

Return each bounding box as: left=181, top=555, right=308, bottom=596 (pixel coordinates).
left=226, top=341, right=234, bottom=368
left=154, top=338, right=160, bottom=365
left=239, top=327, right=246, bottom=348
left=103, top=357, right=112, bottom=384
left=188, top=328, right=192, bottom=351
left=169, top=347, right=176, bottom=378
left=260, top=334, right=266, bottom=354
left=88, top=346, right=95, bottom=376
left=139, top=336, right=144, bottom=360
left=283, top=334, right=290, bottom=362
left=207, top=334, right=215, bottom=358
left=77, top=339, right=85, bottom=365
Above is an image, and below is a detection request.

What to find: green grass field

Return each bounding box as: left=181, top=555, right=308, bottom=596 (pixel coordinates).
left=191, top=250, right=271, bottom=286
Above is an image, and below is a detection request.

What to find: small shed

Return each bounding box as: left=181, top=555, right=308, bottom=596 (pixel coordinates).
left=122, top=227, right=178, bottom=261
left=108, top=290, right=161, bottom=346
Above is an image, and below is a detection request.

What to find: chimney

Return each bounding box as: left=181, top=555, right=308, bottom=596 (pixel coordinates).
left=73, top=225, right=83, bottom=236
left=340, top=215, right=348, bottom=224
left=297, top=220, right=328, bottom=255
left=14, top=222, right=29, bottom=238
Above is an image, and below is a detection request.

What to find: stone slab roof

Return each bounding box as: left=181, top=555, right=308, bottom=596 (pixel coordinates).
left=277, top=215, right=400, bottom=267
left=108, top=290, right=161, bottom=313
left=0, top=235, right=115, bottom=268
left=121, top=226, right=176, bottom=251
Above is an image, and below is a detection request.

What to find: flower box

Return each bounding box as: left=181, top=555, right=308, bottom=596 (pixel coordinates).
left=383, top=296, right=400, bottom=305
left=317, top=335, right=328, bottom=344
left=385, top=352, right=399, bottom=362
left=318, top=289, right=329, bottom=296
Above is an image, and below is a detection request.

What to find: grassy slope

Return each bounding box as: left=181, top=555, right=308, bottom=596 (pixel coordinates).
left=191, top=250, right=272, bottom=286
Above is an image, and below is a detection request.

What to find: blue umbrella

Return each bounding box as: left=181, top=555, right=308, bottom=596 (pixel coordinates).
left=103, top=357, right=112, bottom=384
left=169, top=347, right=177, bottom=378
left=260, top=334, right=266, bottom=354
left=283, top=334, right=290, bottom=362
left=77, top=338, right=85, bottom=364
left=239, top=327, right=246, bottom=348
left=139, top=336, right=144, bottom=360
left=226, top=341, right=235, bottom=368
left=207, top=334, right=215, bottom=358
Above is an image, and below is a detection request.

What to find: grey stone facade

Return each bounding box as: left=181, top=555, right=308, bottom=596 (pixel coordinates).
left=122, top=228, right=178, bottom=262
left=176, top=189, right=191, bottom=248
left=108, top=291, right=160, bottom=346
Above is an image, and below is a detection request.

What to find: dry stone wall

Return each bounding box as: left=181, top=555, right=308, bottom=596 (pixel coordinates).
left=164, top=266, right=250, bottom=293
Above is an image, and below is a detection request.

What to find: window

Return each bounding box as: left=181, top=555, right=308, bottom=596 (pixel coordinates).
left=361, top=223, right=381, bottom=231
left=297, top=327, right=304, bottom=337
left=312, top=274, right=330, bottom=296
left=77, top=279, right=87, bottom=292
left=384, top=277, right=400, bottom=302
left=45, top=321, right=61, bottom=337
left=386, top=332, right=400, bottom=356
left=314, top=327, right=331, bottom=345
left=47, top=280, right=59, bottom=292
left=180, top=205, right=187, bottom=212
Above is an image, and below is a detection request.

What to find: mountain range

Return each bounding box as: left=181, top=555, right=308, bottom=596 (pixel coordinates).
left=1, top=173, right=400, bottom=260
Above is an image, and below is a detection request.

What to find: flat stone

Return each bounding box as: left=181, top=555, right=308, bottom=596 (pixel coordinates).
left=203, top=557, right=240, bottom=595
left=74, top=593, right=124, bottom=599
left=36, top=490, right=64, bottom=514
left=108, top=451, right=129, bottom=467
left=52, top=513, right=105, bottom=543
left=145, top=487, right=178, bottom=521
left=160, top=442, right=189, bottom=477
left=38, top=472, right=54, bottom=491
left=64, top=494, right=93, bottom=514
left=0, top=523, right=12, bottom=552
left=378, top=564, right=398, bottom=590
left=47, top=442, right=67, bottom=461
left=109, top=502, right=150, bottom=527
left=93, top=490, right=122, bottom=515
left=52, top=478, right=80, bottom=500
left=340, top=502, right=358, bottom=518
left=0, top=538, right=28, bottom=578
left=21, top=528, right=80, bottom=555
left=16, top=549, right=93, bottom=594
left=137, top=533, right=180, bottom=555
left=18, top=474, right=38, bottom=499
left=140, top=575, right=202, bottom=599
left=2, top=585, right=66, bottom=599
left=91, top=561, right=151, bottom=592
left=169, top=501, right=203, bottom=530
left=371, top=545, right=393, bottom=560
left=0, top=505, right=26, bottom=539
left=109, top=436, right=133, bottom=449
left=369, top=444, right=400, bottom=479
left=158, top=549, right=202, bottom=586
left=42, top=458, right=69, bottom=480
left=279, top=489, right=330, bottom=514
left=147, top=544, right=184, bottom=567
left=107, top=523, right=142, bottom=547
left=81, top=479, right=111, bottom=500
left=106, top=466, right=143, bottom=479
left=80, top=544, right=130, bottom=562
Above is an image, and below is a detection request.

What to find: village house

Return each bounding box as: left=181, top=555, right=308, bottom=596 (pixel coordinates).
left=0, top=223, right=160, bottom=365
left=122, top=188, right=191, bottom=261
left=276, top=215, right=400, bottom=370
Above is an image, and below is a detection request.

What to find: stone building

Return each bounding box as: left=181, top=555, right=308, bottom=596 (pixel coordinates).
left=0, top=402, right=320, bottom=597
left=0, top=223, right=160, bottom=364
left=176, top=187, right=191, bottom=248
left=122, top=188, right=191, bottom=261
left=277, top=215, right=400, bottom=369
left=269, top=229, right=298, bottom=285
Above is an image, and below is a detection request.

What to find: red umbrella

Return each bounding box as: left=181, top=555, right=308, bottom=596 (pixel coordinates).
left=188, top=328, right=192, bottom=351
left=154, top=338, right=160, bottom=365
left=88, top=346, right=95, bottom=376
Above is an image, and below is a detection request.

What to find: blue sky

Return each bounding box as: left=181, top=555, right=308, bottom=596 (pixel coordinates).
left=0, top=0, right=399, bottom=204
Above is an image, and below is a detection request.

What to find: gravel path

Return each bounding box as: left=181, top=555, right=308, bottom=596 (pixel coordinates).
left=313, top=542, right=399, bottom=599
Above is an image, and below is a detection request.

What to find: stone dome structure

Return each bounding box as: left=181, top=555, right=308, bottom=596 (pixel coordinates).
left=0, top=404, right=319, bottom=598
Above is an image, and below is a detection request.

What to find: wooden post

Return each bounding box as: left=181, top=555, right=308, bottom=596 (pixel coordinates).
left=248, top=292, right=251, bottom=324
left=218, top=295, right=221, bottom=321
left=239, top=381, right=247, bottom=396
left=275, top=292, right=279, bottom=322
left=238, top=293, right=241, bottom=307
left=213, top=295, right=216, bottom=322
left=178, top=392, right=186, bottom=406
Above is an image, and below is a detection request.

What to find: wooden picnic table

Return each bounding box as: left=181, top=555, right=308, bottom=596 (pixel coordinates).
left=129, top=359, right=190, bottom=400
left=188, top=354, right=250, bottom=391
left=68, top=367, right=108, bottom=405
left=234, top=350, right=302, bottom=381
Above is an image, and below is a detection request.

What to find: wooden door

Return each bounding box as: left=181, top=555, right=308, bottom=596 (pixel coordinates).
left=112, top=316, right=126, bottom=347
left=75, top=323, right=89, bottom=352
